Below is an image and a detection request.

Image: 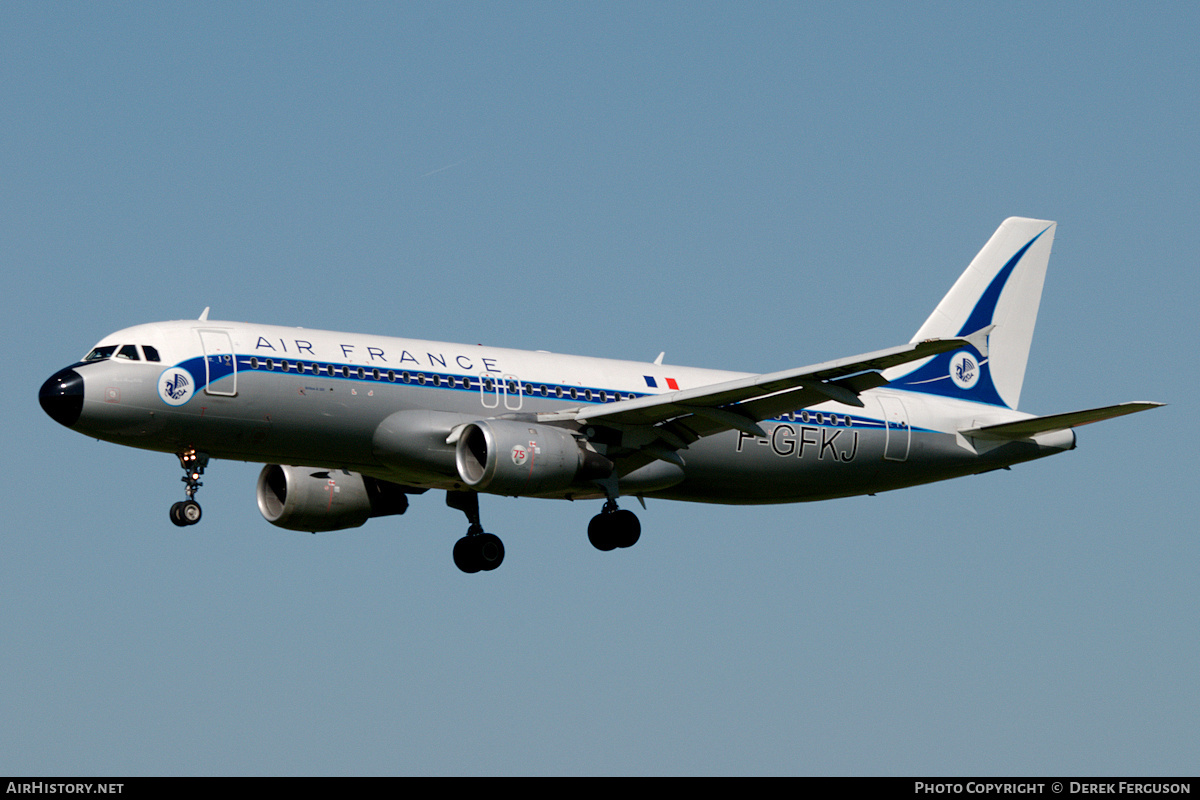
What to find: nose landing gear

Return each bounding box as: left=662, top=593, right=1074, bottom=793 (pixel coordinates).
left=169, top=450, right=209, bottom=527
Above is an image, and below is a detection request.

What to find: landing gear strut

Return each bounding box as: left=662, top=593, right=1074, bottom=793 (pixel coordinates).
left=446, top=490, right=505, bottom=573
left=170, top=449, right=208, bottom=527
left=588, top=498, right=641, bottom=551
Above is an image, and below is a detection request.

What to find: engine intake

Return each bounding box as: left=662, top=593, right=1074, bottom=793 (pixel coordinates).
left=455, top=420, right=612, bottom=496
left=256, top=465, right=409, bottom=532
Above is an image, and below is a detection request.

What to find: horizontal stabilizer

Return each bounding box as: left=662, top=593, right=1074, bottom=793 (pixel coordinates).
left=961, top=402, right=1164, bottom=440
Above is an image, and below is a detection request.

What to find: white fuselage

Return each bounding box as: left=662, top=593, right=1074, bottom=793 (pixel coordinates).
left=54, top=319, right=1071, bottom=505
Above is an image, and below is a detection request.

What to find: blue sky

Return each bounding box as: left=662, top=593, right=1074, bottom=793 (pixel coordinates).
left=3, top=2, right=1196, bottom=775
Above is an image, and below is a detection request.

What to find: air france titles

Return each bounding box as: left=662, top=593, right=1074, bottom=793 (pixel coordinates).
left=735, top=423, right=860, bottom=462
left=253, top=337, right=501, bottom=374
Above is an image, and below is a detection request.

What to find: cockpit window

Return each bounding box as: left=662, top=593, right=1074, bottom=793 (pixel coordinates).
left=142, top=345, right=161, bottom=362
left=116, top=344, right=141, bottom=361
left=84, top=345, right=118, bottom=361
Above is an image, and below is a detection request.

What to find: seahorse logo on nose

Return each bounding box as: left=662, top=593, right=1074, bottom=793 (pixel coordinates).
left=158, top=368, right=195, bottom=406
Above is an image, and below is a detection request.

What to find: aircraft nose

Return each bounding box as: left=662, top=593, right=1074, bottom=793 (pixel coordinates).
left=40, top=366, right=85, bottom=427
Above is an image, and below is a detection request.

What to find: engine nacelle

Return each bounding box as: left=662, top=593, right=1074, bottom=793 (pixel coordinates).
left=256, top=465, right=410, bottom=532
left=454, top=420, right=612, bottom=496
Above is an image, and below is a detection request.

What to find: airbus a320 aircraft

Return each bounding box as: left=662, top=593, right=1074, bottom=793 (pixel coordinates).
left=40, top=218, right=1160, bottom=573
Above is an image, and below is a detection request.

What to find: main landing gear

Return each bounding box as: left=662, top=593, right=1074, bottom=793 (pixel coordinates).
left=588, top=499, right=641, bottom=551
left=447, top=490, right=505, bottom=573
left=444, top=492, right=642, bottom=573
left=169, top=449, right=209, bottom=527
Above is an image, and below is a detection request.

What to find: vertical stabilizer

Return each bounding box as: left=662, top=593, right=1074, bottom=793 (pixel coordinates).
left=886, top=217, right=1056, bottom=409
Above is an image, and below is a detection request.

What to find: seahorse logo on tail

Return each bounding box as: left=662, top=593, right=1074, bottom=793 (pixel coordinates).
left=949, top=351, right=979, bottom=390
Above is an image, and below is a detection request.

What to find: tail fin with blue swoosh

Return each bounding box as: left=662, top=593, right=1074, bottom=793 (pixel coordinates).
left=884, top=217, right=1056, bottom=410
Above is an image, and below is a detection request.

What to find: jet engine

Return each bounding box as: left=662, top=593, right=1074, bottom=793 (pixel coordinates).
left=454, top=420, right=612, bottom=496
left=256, top=465, right=410, bottom=532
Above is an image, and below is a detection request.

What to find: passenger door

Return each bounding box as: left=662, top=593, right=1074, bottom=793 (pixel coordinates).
left=198, top=329, right=237, bottom=396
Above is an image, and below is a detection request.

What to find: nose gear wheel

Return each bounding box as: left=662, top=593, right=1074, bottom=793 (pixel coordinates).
left=170, top=500, right=203, bottom=527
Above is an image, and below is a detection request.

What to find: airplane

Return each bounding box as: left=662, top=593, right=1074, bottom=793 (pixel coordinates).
left=39, top=218, right=1161, bottom=573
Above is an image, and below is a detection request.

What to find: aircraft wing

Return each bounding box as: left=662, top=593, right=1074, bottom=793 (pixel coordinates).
left=959, top=401, right=1164, bottom=440
left=537, top=336, right=977, bottom=459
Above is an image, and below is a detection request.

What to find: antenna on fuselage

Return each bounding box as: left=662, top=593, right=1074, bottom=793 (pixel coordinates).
left=653, top=352, right=665, bottom=365
left=198, top=307, right=210, bottom=321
